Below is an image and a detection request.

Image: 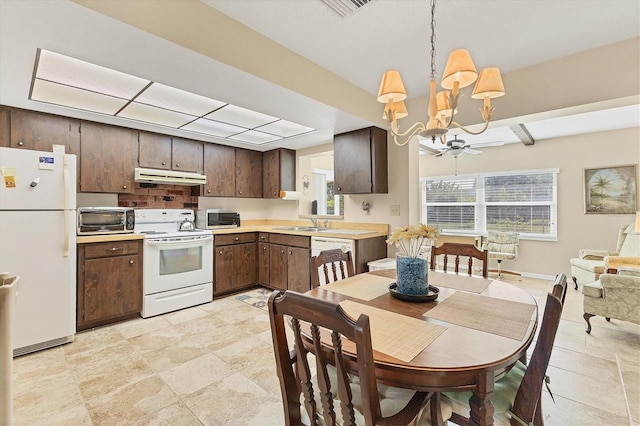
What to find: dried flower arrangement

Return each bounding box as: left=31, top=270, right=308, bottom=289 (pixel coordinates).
left=386, top=224, right=439, bottom=258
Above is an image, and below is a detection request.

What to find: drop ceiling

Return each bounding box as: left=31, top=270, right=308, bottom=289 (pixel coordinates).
left=1, top=0, right=639, bottom=151
left=30, top=48, right=314, bottom=145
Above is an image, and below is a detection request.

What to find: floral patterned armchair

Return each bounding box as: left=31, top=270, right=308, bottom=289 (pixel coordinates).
left=570, top=224, right=639, bottom=290
left=582, top=266, right=640, bottom=333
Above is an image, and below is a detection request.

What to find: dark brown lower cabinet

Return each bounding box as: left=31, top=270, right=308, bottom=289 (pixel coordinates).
left=214, top=233, right=257, bottom=295
left=287, top=246, right=311, bottom=293
left=77, top=240, right=142, bottom=331
left=268, top=234, right=311, bottom=293
left=258, top=241, right=270, bottom=286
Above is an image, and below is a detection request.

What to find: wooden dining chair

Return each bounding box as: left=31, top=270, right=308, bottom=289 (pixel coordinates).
left=552, top=273, right=568, bottom=307
left=430, top=242, right=489, bottom=278
left=311, top=248, right=355, bottom=288
left=268, top=290, right=445, bottom=426
left=439, top=288, right=564, bottom=426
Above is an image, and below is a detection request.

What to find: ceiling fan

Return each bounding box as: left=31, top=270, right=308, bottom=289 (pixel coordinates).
left=418, top=136, right=480, bottom=158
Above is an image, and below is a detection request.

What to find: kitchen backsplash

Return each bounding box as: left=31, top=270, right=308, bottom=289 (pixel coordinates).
left=118, top=184, right=198, bottom=209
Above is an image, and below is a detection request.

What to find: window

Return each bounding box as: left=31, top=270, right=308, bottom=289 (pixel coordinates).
left=313, top=169, right=343, bottom=216
left=421, top=169, right=558, bottom=240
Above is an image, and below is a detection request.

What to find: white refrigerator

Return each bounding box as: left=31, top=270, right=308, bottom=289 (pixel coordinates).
left=0, top=146, right=76, bottom=356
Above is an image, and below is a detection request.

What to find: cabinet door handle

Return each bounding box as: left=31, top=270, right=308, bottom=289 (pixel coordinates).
left=123, top=185, right=127, bottom=189
left=263, top=246, right=267, bottom=250
left=233, top=237, right=240, bottom=241
left=337, top=187, right=342, bottom=191
left=175, top=163, right=180, bottom=167
left=18, top=141, right=24, bottom=146
left=109, top=247, right=122, bottom=252
left=281, top=249, right=285, bottom=254
left=162, top=161, right=166, bottom=166
left=238, top=191, right=242, bottom=195
left=219, top=250, right=223, bottom=254
left=272, top=191, right=276, bottom=195
left=129, top=260, right=134, bottom=264
left=207, top=189, right=211, bottom=193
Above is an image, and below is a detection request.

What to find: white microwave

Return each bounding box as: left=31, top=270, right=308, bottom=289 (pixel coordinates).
left=196, top=209, right=240, bottom=229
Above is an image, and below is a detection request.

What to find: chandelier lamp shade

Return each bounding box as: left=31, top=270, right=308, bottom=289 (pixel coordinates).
left=377, top=0, right=505, bottom=146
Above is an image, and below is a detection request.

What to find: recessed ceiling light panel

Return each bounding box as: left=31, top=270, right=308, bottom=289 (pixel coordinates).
left=34, top=49, right=149, bottom=99
left=31, top=79, right=128, bottom=115
left=182, top=118, right=247, bottom=137
left=29, top=49, right=315, bottom=146
left=229, top=130, right=283, bottom=145
left=135, top=82, right=226, bottom=116
left=205, top=104, right=278, bottom=129
left=118, top=103, right=196, bottom=128
left=257, top=119, right=315, bottom=137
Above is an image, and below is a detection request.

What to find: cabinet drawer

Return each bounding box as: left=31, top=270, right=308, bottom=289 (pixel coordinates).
left=83, top=241, right=140, bottom=259
left=269, top=233, right=310, bottom=248
left=258, top=232, right=270, bottom=243
left=215, top=232, right=257, bottom=246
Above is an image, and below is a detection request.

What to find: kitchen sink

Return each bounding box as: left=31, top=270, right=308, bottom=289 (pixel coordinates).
left=272, top=226, right=377, bottom=235
left=273, top=226, right=322, bottom=232
left=319, top=229, right=377, bottom=235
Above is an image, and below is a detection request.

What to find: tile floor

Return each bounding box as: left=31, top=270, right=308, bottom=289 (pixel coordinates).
left=10, top=275, right=640, bottom=426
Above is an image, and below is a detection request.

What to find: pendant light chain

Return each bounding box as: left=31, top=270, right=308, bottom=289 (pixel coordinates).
left=429, top=0, right=437, bottom=82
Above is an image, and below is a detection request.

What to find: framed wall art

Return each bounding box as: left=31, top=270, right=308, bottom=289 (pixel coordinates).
left=584, top=164, right=637, bottom=214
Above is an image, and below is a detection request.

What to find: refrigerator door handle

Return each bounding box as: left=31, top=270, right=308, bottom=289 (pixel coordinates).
left=63, top=156, right=70, bottom=257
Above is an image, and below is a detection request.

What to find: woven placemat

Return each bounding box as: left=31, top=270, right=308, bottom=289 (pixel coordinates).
left=429, top=273, right=493, bottom=294
left=323, top=274, right=394, bottom=301
left=339, top=300, right=447, bottom=362
left=424, top=292, right=536, bottom=340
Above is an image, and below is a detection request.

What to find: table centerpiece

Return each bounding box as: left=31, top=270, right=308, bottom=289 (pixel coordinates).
left=387, top=224, right=438, bottom=297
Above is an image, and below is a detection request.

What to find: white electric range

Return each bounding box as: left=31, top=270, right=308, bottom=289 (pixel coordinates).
left=134, top=209, right=213, bottom=318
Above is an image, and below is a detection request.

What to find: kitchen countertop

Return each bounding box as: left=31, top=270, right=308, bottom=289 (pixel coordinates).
left=76, top=233, right=145, bottom=244
left=210, top=223, right=389, bottom=240
left=76, top=222, right=389, bottom=243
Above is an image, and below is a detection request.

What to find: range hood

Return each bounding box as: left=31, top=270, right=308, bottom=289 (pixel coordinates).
left=134, top=168, right=207, bottom=186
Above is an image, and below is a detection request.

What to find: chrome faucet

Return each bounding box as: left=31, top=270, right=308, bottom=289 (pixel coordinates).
left=310, top=218, right=318, bottom=228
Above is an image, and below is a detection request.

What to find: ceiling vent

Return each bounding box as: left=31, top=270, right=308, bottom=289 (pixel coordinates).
left=321, top=0, right=374, bottom=18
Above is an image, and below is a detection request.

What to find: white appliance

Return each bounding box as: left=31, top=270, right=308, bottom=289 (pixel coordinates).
left=134, top=209, right=213, bottom=318
left=311, top=236, right=356, bottom=285
left=0, top=147, right=77, bottom=356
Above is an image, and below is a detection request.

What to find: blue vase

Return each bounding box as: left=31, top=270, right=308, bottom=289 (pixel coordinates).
left=396, top=253, right=428, bottom=295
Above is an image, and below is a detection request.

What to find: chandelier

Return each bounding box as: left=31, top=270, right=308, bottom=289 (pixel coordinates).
left=377, top=0, right=505, bottom=146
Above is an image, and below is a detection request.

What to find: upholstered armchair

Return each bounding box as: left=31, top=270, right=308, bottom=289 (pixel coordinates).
left=582, top=267, right=640, bottom=333
left=570, top=224, right=639, bottom=290
left=486, top=231, right=519, bottom=278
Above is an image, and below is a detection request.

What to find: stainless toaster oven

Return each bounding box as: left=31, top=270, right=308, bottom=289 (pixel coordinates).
left=77, top=207, right=135, bottom=235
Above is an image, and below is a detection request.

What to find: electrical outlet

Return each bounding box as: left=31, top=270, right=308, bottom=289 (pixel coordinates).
left=390, top=204, right=400, bottom=216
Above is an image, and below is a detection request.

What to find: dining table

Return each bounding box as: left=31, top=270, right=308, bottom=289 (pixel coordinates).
left=303, top=269, right=539, bottom=426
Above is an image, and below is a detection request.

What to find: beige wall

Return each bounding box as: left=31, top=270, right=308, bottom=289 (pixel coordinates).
left=419, top=127, right=639, bottom=278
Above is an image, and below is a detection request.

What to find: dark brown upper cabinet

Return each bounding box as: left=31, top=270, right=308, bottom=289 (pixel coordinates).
left=8, top=108, right=80, bottom=156
left=139, top=132, right=203, bottom=173
left=235, top=148, right=262, bottom=198
left=79, top=121, right=137, bottom=193
left=0, top=106, right=10, bottom=148
left=334, top=126, right=388, bottom=194
left=199, top=143, right=236, bottom=197
left=263, top=148, right=296, bottom=198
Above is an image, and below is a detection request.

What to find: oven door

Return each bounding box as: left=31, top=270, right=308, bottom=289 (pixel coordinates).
left=143, top=234, right=213, bottom=294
